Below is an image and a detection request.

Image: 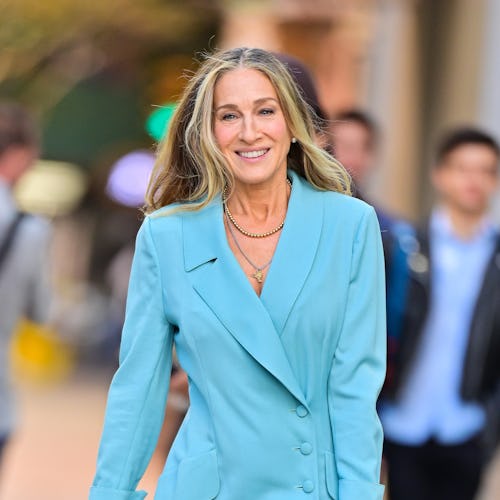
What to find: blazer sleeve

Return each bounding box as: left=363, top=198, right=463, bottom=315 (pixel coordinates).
left=327, top=206, right=386, bottom=500
left=90, top=217, right=175, bottom=500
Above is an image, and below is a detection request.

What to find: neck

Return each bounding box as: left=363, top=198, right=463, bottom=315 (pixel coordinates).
left=441, top=204, right=487, bottom=240
left=226, top=175, right=290, bottom=223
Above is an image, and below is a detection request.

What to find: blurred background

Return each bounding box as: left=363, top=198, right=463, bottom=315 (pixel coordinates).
left=1, top=0, right=500, bottom=498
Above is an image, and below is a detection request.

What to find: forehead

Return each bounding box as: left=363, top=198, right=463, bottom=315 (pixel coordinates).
left=444, top=143, right=499, bottom=164
left=332, top=121, right=371, bottom=138
left=213, top=67, right=279, bottom=106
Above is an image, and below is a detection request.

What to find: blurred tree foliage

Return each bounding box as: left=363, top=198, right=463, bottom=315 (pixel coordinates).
left=0, top=0, right=220, bottom=85
left=0, top=0, right=221, bottom=166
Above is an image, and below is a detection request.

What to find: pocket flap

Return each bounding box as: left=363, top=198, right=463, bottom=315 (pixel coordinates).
left=175, top=449, right=220, bottom=499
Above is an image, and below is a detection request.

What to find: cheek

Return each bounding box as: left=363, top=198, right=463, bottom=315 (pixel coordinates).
left=275, top=123, right=292, bottom=146
left=455, top=177, right=491, bottom=199
left=213, top=124, right=233, bottom=149
left=434, top=171, right=455, bottom=194
left=480, top=178, right=499, bottom=197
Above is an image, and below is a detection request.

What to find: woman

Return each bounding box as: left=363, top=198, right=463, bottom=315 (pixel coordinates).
left=90, top=47, right=386, bottom=500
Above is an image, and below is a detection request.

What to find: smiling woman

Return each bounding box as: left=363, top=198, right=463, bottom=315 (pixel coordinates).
left=89, top=47, right=386, bottom=500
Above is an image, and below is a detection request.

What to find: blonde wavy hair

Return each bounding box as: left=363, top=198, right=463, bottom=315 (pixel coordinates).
left=144, top=47, right=351, bottom=214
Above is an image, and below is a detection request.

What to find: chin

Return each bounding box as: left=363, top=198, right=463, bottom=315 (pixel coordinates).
left=459, top=203, right=489, bottom=216
left=234, top=170, right=284, bottom=187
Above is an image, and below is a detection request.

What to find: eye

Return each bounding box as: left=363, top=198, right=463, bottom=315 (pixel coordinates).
left=259, top=108, right=275, bottom=116
left=220, top=112, right=238, bottom=121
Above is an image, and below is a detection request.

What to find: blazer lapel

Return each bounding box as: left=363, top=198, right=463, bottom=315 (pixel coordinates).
left=183, top=197, right=308, bottom=407
left=260, top=169, right=324, bottom=335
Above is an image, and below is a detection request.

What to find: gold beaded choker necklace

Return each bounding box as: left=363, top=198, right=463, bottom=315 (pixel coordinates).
left=223, top=179, right=292, bottom=238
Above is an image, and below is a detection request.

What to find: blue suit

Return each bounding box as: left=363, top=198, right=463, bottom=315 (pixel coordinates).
left=90, top=170, right=386, bottom=500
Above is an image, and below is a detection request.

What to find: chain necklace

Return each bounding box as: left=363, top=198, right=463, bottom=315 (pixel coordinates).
left=225, top=212, right=273, bottom=283
left=223, top=179, right=292, bottom=238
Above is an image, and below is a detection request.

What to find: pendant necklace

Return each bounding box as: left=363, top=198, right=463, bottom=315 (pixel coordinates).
left=225, top=212, right=273, bottom=283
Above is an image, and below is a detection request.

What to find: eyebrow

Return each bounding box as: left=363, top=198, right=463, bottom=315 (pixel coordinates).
left=215, top=97, right=279, bottom=112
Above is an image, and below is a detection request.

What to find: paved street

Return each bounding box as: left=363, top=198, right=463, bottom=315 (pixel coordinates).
left=0, top=373, right=499, bottom=500
left=0, top=373, right=161, bottom=500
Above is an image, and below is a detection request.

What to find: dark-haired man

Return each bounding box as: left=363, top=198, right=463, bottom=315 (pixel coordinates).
left=330, top=110, right=377, bottom=185
left=0, top=102, right=51, bottom=473
left=379, top=127, right=500, bottom=500
left=329, top=109, right=400, bottom=237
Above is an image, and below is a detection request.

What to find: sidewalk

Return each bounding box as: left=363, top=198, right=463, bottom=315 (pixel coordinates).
left=0, top=373, right=160, bottom=500
left=1, top=374, right=499, bottom=499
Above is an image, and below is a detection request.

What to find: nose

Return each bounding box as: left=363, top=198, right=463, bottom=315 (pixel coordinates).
left=239, top=115, right=260, bottom=143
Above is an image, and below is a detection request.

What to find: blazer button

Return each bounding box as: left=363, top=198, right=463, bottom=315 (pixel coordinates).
left=300, top=442, right=313, bottom=455
left=296, top=405, right=308, bottom=418
left=302, top=480, right=314, bottom=493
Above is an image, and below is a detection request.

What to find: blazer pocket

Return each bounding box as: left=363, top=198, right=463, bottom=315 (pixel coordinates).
left=325, top=451, right=339, bottom=500
left=173, top=449, right=220, bottom=500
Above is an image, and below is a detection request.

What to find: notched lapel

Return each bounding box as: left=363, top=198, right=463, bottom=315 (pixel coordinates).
left=260, top=170, right=324, bottom=335
left=182, top=197, right=308, bottom=408
left=183, top=201, right=220, bottom=272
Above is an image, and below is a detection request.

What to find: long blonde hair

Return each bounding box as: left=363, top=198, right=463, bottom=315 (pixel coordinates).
left=144, top=47, right=351, bottom=214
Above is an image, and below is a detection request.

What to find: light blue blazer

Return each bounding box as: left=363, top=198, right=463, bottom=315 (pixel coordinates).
left=90, top=169, right=386, bottom=500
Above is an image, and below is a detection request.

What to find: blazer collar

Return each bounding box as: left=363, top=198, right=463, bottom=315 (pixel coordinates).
left=182, top=170, right=324, bottom=407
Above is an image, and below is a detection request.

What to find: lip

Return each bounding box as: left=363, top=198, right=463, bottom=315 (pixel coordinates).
left=236, top=148, right=270, bottom=160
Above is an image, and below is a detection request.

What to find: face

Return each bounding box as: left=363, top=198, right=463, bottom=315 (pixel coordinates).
left=0, top=146, right=37, bottom=185
left=330, top=122, right=374, bottom=183
left=432, top=144, right=499, bottom=216
left=213, top=67, right=292, bottom=188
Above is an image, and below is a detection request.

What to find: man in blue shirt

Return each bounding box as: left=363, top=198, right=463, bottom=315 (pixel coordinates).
left=379, top=127, right=500, bottom=500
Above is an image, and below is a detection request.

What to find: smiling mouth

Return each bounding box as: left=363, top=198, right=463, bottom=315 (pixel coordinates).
left=237, top=149, right=269, bottom=159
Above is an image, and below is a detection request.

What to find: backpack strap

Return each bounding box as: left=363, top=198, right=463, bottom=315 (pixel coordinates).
left=0, top=212, right=26, bottom=275
left=383, top=221, right=419, bottom=392
left=386, top=221, right=418, bottom=342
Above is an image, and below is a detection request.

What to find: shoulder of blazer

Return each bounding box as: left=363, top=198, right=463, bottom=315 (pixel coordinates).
left=321, top=190, right=375, bottom=225
left=145, top=200, right=213, bottom=238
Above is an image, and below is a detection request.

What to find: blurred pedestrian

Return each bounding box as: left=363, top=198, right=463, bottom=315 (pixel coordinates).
left=379, top=127, right=500, bottom=500
left=0, top=102, right=51, bottom=473
left=90, top=47, right=386, bottom=499
left=330, top=109, right=396, bottom=233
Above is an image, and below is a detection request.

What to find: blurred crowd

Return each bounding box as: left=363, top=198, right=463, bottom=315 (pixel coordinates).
left=1, top=38, right=500, bottom=500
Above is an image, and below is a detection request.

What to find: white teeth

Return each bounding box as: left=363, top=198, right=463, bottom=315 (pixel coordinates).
left=238, top=149, right=268, bottom=158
